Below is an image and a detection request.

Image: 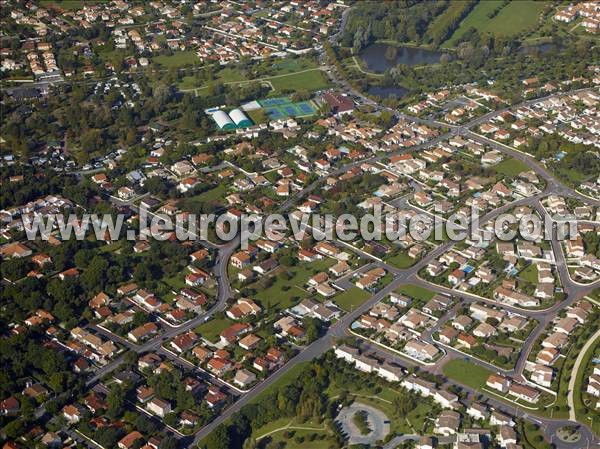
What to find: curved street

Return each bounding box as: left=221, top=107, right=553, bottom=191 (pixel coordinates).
left=77, top=10, right=600, bottom=449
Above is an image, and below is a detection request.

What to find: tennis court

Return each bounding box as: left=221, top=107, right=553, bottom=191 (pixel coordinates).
left=259, top=97, right=317, bottom=119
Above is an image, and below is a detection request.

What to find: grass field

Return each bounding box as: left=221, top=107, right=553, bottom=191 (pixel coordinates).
left=443, top=0, right=505, bottom=47
left=178, top=57, right=328, bottom=94
left=485, top=1, right=547, bottom=36
left=39, top=0, right=96, bottom=10
left=180, top=184, right=228, bottom=208
left=394, top=284, right=436, bottom=301
left=153, top=51, right=199, bottom=68
left=519, top=264, right=538, bottom=284
left=494, top=157, right=530, bottom=177
left=443, top=0, right=547, bottom=47
left=269, top=69, right=330, bottom=92
left=251, top=259, right=336, bottom=311
left=248, top=362, right=310, bottom=405
left=427, top=1, right=475, bottom=43
left=386, top=251, right=416, bottom=269
left=194, top=316, right=232, bottom=343
left=333, top=287, right=370, bottom=312
left=442, top=359, right=493, bottom=391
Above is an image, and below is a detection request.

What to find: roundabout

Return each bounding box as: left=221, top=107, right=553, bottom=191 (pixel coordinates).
left=335, top=402, right=391, bottom=445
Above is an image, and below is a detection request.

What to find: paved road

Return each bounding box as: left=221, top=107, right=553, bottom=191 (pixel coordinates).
left=567, top=327, right=600, bottom=421
left=78, top=20, right=600, bottom=448
left=335, top=402, right=391, bottom=445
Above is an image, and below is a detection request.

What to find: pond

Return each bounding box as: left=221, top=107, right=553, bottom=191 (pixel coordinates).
left=367, top=85, right=409, bottom=99
left=359, top=43, right=448, bottom=72
left=519, top=43, right=557, bottom=55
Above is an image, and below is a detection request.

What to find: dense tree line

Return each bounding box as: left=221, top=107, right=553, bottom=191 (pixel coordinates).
left=342, top=1, right=451, bottom=51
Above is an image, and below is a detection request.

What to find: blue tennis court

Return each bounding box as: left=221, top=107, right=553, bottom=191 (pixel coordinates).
left=266, top=107, right=284, bottom=119
left=298, top=102, right=315, bottom=114
left=259, top=97, right=317, bottom=119
left=260, top=98, right=288, bottom=106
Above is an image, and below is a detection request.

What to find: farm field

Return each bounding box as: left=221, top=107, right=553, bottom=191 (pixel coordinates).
left=443, top=0, right=548, bottom=47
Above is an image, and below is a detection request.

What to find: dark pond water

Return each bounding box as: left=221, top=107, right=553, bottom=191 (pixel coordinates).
left=519, top=43, right=557, bottom=55
left=367, top=85, right=409, bottom=99
left=359, top=43, right=447, bottom=72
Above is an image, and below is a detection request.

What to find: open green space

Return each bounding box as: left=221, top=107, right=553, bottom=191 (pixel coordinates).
left=153, top=51, right=199, bottom=68
left=443, top=0, right=505, bottom=47
left=333, top=287, right=370, bottom=312
left=386, top=251, right=416, bottom=269
left=427, top=1, right=475, bottom=44
left=268, top=69, right=330, bottom=92
left=484, top=1, right=547, bottom=36
left=444, top=0, right=547, bottom=47
left=325, top=384, right=432, bottom=435
left=251, top=259, right=336, bottom=311
left=39, top=0, right=99, bottom=10
left=494, top=157, right=530, bottom=177
left=248, top=362, right=310, bottom=405
left=178, top=57, right=328, bottom=94
left=257, top=428, right=330, bottom=449
left=519, top=264, right=538, bottom=284
left=442, top=359, right=493, bottom=391
left=194, top=316, right=232, bottom=344
left=573, top=335, right=600, bottom=436
left=180, top=184, right=228, bottom=208
left=394, top=284, right=436, bottom=301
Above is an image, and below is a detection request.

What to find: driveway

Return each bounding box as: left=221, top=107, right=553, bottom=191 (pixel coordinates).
left=335, top=402, right=390, bottom=445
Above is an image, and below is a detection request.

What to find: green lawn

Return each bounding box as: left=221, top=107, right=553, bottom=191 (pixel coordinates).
left=153, top=51, right=200, bottom=68
left=333, top=287, right=370, bottom=312
left=252, top=259, right=336, bottom=312
left=248, top=362, right=310, bottom=405
left=427, top=1, right=475, bottom=44
left=573, top=335, right=600, bottom=436
left=194, top=316, right=233, bottom=343
left=494, top=157, right=530, bottom=177
left=519, top=264, right=538, bottom=284
left=485, top=1, right=547, bottom=36
left=178, top=57, right=328, bottom=93
left=180, top=184, right=228, bottom=208
left=443, top=0, right=505, bottom=47
left=394, top=284, right=436, bottom=301
left=442, top=359, right=493, bottom=391
left=162, top=274, right=187, bottom=291
left=39, top=0, right=98, bottom=9
left=386, top=251, right=416, bottom=269
left=258, top=428, right=330, bottom=449
left=269, top=69, right=330, bottom=92
left=443, top=0, right=547, bottom=47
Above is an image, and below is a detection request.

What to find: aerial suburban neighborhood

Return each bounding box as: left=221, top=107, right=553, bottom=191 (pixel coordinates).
left=1, top=1, right=600, bottom=449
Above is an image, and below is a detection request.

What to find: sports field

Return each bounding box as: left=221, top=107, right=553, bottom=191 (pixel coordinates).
left=259, top=97, right=317, bottom=119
